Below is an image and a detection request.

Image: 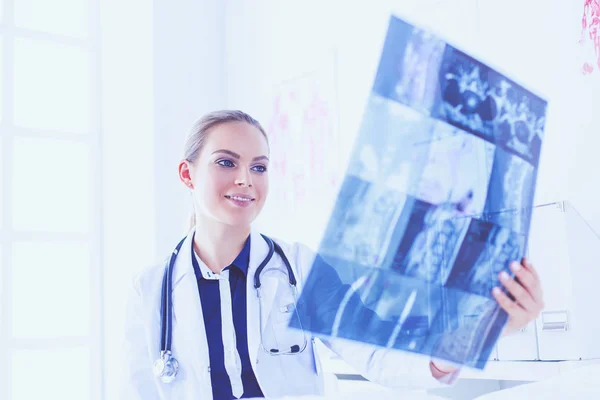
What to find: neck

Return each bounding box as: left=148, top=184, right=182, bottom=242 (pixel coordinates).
left=192, top=214, right=251, bottom=274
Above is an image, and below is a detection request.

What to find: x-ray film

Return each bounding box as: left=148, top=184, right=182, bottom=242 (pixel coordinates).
left=291, top=15, right=547, bottom=370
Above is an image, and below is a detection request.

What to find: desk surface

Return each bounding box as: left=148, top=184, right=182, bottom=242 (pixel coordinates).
left=474, top=362, right=600, bottom=399
left=323, top=355, right=600, bottom=382
left=461, top=359, right=600, bottom=381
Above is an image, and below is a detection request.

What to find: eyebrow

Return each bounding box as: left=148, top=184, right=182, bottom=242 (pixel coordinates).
left=211, top=149, right=269, bottom=162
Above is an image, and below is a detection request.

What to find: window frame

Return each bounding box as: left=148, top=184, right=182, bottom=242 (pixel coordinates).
left=0, top=0, right=103, bottom=399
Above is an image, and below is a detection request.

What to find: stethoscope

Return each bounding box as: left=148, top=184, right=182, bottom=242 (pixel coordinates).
left=153, top=233, right=307, bottom=383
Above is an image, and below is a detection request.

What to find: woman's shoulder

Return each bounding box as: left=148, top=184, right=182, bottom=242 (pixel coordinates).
left=264, top=235, right=321, bottom=280
left=266, top=235, right=317, bottom=261
left=129, top=257, right=169, bottom=296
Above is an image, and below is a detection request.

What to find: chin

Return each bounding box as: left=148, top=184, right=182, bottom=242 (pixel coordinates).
left=220, top=211, right=258, bottom=228
left=219, top=201, right=263, bottom=226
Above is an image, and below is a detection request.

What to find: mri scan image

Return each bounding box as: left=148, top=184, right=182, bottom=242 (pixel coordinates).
left=294, top=15, right=546, bottom=370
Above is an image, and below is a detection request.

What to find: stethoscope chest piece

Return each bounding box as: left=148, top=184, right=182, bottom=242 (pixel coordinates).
left=153, top=351, right=179, bottom=383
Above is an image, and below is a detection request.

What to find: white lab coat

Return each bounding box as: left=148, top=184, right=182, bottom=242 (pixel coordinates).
left=120, top=228, right=452, bottom=399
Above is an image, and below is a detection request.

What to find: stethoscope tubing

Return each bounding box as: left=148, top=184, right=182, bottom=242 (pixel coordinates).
left=159, top=234, right=299, bottom=357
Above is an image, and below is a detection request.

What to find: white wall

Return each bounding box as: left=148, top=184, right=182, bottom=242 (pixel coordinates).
left=101, top=0, right=228, bottom=398
left=474, top=0, right=600, bottom=232
left=153, top=0, right=228, bottom=258
left=225, top=0, right=600, bottom=242
left=100, top=1, right=156, bottom=398
left=100, top=0, right=155, bottom=398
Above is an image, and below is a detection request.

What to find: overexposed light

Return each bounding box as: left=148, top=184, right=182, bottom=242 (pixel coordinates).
left=12, top=241, right=91, bottom=338
left=14, top=38, right=91, bottom=134
left=15, top=0, right=89, bottom=39
left=12, top=347, right=90, bottom=400
left=12, top=137, right=91, bottom=233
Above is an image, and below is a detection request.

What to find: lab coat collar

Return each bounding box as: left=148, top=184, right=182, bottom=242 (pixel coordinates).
left=171, top=227, right=253, bottom=285
left=247, top=227, right=269, bottom=276
left=190, top=232, right=251, bottom=279
left=171, top=228, right=195, bottom=287
left=170, top=228, right=209, bottom=378
left=230, top=234, right=251, bottom=275
left=169, top=227, right=278, bottom=372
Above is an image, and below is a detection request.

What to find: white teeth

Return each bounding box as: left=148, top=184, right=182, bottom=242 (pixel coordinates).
left=229, top=195, right=252, bottom=202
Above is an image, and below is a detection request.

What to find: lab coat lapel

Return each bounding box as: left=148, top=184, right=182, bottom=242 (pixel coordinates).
left=247, top=229, right=279, bottom=364
left=171, top=230, right=209, bottom=377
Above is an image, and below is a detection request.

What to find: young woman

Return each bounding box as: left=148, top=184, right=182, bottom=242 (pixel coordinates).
left=121, top=110, right=544, bottom=399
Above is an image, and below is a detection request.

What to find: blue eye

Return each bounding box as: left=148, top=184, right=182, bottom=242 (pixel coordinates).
left=252, top=165, right=267, bottom=173
left=217, top=159, right=235, bottom=168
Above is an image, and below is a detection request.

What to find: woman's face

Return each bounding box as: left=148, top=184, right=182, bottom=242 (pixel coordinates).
left=182, top=122, right=270, bottom=228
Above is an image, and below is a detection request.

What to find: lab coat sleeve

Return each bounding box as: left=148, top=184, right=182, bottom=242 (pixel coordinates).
left=119, top=274, right=161, bottom=400
left=323, top=339, right=459, bottom=390
left=292, top=242, right=459, bottom=390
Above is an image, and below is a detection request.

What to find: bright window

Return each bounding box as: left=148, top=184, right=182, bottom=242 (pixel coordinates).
left=1, top=3, right=100, bottom=399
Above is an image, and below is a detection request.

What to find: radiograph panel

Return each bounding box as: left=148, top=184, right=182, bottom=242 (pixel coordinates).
left=292, top=15, right=546, bottom=370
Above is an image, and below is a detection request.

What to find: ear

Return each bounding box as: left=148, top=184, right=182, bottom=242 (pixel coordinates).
left=178, top=160, right=194, bottom=189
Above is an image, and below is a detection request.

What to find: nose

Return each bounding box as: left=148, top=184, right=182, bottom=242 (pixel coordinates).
left=235, top=179, right=251, bottom=187
left=234, top=169, right=252, bottom=187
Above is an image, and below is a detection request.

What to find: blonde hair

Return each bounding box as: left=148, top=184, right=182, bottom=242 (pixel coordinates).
left=184, top=110, right=269, bottom=230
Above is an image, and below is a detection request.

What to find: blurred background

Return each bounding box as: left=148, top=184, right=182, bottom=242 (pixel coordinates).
left=0, top=0, right=598, bottom=399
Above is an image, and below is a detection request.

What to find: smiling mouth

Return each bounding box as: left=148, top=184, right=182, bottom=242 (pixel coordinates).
left=224, top=195, right=255, bottom=202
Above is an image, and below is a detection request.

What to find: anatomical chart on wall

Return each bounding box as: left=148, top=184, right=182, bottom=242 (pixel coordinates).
left=291, top=15, right=547, bottom=369
left=579, top=0, right=600, bottom=75
left=264, top=53, right=344, bottom=250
